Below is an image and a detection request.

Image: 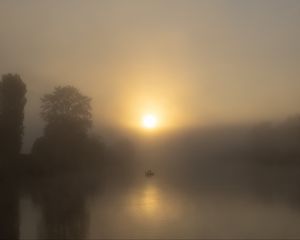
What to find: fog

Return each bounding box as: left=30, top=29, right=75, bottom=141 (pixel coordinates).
left=1, top=0, right=300, bottom=239
left=1, top=1, right=300, bottom=147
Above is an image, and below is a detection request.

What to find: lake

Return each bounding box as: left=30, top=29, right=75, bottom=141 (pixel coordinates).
left=16, top=171, right=300, bottom=239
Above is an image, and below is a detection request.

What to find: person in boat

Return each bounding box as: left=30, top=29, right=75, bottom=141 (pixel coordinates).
left=145, top=169, right=154, bottom=177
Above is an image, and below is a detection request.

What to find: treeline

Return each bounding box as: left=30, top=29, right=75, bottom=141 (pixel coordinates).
left=251, top=118, right=300, bottom=165
left=0, top=74, right=136, bottom=178
left=0, top=73, right=139, bottom=240
left=1, top=73, right=300, bottom=177
left=148, top=117, right=300, bottom=187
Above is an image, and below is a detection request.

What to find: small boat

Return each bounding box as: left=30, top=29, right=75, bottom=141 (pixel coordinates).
left=145, top=169, right=155, bottom=177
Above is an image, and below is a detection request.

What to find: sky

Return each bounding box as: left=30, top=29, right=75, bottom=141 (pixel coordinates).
left=1, top=0, right=300, bottom=137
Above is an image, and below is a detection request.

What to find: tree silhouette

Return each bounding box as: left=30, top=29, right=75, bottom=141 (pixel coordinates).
left=41, top=86, right=92, bottom=137
left=0, top=74, right=27, bottom=159
left=32, top=86, right=103, bottom=172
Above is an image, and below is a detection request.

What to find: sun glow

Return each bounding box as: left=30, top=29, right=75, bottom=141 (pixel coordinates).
left=142, top=114, right=158, bottom=129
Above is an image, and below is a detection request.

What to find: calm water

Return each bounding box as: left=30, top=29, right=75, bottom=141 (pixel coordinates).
left=17, top=173, right=300, bottom=239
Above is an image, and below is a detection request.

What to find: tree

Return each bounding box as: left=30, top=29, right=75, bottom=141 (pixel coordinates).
left=0, top=74, right=27, bottom=158
left=32, top=86, right=99, bottom=171
left=41, top=86, right=92, bottom=137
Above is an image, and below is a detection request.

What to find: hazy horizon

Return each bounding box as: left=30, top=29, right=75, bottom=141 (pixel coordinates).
left=1, top=0, right=300, bottom=150
left=2, top=1, right=300, bottom=239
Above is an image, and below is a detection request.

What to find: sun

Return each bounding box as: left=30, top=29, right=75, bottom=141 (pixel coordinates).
left=142, top=114, right=158, bottom=129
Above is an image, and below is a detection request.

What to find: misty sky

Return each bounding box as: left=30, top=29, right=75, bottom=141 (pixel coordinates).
left=1, top=0, right=300, bottom=133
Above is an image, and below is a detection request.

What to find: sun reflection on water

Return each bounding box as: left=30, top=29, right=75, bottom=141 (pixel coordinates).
left=128, top=182, right=160, bottom=219
left=140, top=183, right=159, bottom=216
left=127, top=181, right=182, bottom=222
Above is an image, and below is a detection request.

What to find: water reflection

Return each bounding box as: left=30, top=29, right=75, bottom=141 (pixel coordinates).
left=131, top=182, right=160, bottom=217
left=127, top=179, right=183, bottom=221
left=0, top=171, right=20, bottom=239
left=11, top=171, right=300, bottom=239
left=28, top=173, right=99, bottom=239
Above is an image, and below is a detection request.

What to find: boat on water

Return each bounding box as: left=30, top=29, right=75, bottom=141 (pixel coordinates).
left=145, top=169, right=155, bottom=177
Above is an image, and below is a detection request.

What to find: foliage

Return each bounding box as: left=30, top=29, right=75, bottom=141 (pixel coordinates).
left=32, top=86, right=105, bottom=172
left=0, top=74, right=27, bottom=158
left=41, top=86, right=92, bottom=136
